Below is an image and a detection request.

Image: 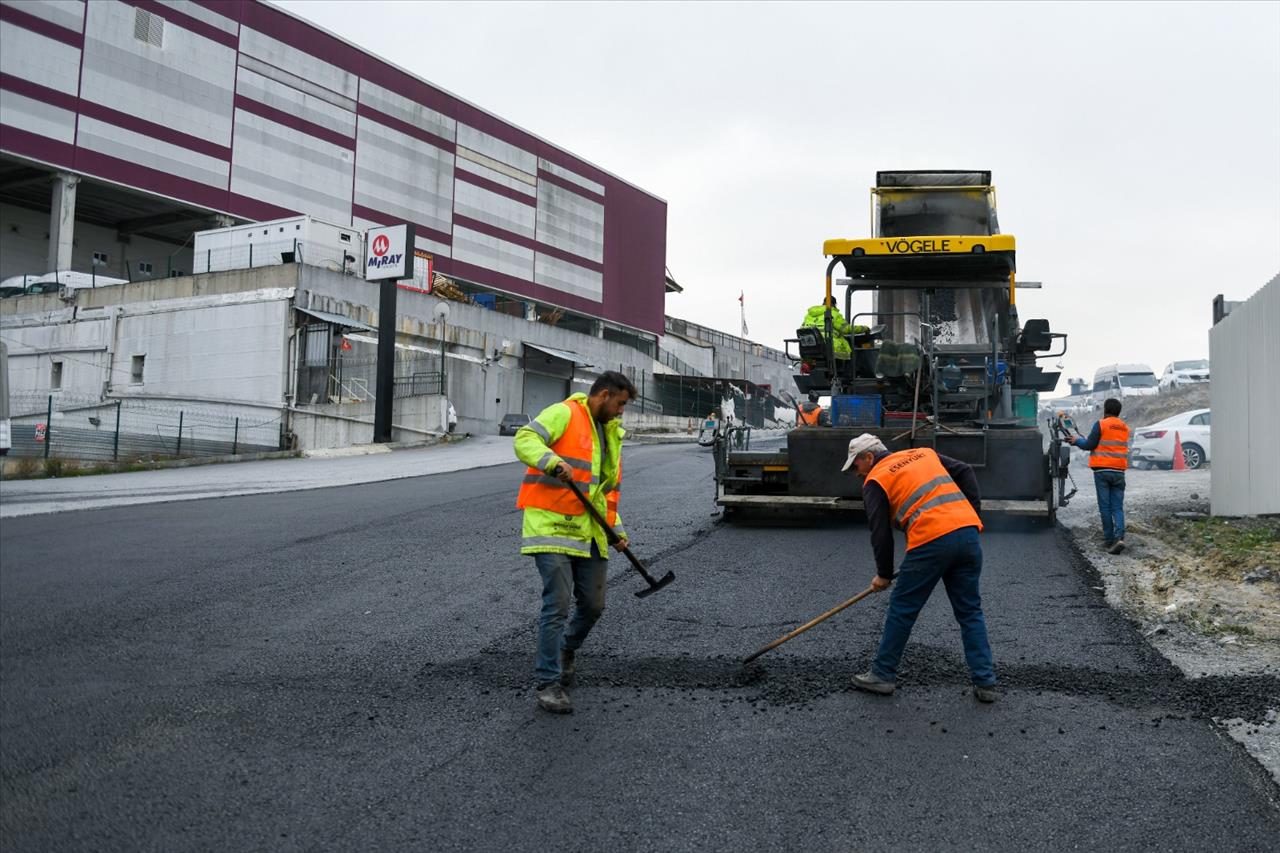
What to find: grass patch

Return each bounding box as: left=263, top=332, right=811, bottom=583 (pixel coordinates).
left=1152, top=516, right=1280, bottom=581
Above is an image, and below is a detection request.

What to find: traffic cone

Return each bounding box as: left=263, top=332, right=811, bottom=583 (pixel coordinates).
left=1172, top=431, right=1186, bottom=471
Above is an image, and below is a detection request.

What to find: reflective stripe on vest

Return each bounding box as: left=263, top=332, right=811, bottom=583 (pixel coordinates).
left=1088, top=417, right=1130, bottom=470
left=865, top=448, right=982, bottom=551
left=516, top=398, right=621, bottom=528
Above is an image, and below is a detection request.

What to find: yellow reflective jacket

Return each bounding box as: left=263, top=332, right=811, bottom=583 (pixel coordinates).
left=802, top=305, right=853, bottom=359
left=513, top=393, right=626, bottom=557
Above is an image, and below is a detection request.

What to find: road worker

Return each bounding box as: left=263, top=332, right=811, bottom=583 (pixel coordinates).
left=513, top=371, right=636, bottom=714
left=797, top=392, right=826, bottom=427
left=1073, top=397, right=1129, bottom=554
left=842, top=433, right=998, bottom=703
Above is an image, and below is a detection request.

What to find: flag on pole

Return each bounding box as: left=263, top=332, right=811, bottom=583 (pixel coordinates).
left=739, top=291, right=749, bottom=337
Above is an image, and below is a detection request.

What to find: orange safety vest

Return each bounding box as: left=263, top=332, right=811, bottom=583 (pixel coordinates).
left=798, top=403, right=822, bottom=426
left=865, top=448, right=982, bottom=551
left=1088, top=417, right=1130, bottom=471
left=515, top=399, right=621, bottom=529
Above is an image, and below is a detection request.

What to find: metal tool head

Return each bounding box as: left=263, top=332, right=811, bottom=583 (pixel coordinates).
left=634, top=570, right=675, bottom=598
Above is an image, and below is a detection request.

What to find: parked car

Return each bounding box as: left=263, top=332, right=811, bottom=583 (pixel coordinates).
left=1159, top=359, right=1210, bottom=392
left=0, top=285, right=25, bottom=299
left=498, top=413, right=531, bottom=436
left=1130, top=408, right=1210, bottom=469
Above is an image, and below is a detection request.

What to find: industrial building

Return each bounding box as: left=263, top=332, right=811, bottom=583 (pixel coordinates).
left=0, top=0, right=797, bottom=452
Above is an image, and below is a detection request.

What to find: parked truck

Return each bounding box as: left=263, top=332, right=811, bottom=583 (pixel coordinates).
left=714, top=170, right=1073, bottom=521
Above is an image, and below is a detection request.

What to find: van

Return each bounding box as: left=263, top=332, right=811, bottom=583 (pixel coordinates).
left=1091, top=363, right=1159, bottom=404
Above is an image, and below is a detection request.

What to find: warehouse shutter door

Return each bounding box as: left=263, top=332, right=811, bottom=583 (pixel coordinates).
left=523, top=372, right=570, bottom=417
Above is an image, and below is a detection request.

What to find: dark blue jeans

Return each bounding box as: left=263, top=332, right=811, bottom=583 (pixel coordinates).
left=872, top=526, right=995, bottom=687
left=1094, top=470, right=1126, bottom=544
left=533, top=544, right=607, bottom=687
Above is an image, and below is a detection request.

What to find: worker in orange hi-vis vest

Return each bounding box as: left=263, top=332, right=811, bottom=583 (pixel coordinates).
left=797, top=392, right=826, bottom=427
left=1074, top=397, right=1130, bottom=555
left=841, top=433, right=998, bottom=703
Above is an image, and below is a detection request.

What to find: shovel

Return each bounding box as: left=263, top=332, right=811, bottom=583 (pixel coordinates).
left=565, top=478, right=675, bottom=598
left=743, top=585, right=877, bottom=663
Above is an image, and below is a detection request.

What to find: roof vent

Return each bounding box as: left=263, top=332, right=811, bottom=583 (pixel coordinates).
left=134, top=8, right=164, bottom=48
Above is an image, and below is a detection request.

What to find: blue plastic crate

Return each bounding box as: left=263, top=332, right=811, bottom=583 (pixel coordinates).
left=830, top=395, right=882, bottom=428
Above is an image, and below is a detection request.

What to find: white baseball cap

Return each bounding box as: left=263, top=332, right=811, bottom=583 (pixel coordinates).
left=841, top=433, right=887, bottom=471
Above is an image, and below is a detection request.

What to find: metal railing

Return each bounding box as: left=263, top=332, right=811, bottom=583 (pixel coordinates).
left=4, top=392, right=282, bottom=465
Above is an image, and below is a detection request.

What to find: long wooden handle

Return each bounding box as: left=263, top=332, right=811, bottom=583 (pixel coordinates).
left=743, top=586, right=877, bottom=664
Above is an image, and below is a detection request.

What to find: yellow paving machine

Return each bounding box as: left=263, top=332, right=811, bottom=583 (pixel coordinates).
left=715, top=170, right=1074, bottom=521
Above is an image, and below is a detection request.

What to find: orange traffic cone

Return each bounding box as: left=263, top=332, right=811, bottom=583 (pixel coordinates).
left=1172, top=431, right=1186, bottom=471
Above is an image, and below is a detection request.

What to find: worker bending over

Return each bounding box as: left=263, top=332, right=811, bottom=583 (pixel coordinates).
left=513, top=371, right=636, bottom=714
left=842, top=434, right=998, bottom=702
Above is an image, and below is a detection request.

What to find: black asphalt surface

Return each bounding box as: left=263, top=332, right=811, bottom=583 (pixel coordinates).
left=2, top=441, right=1278, bottom=851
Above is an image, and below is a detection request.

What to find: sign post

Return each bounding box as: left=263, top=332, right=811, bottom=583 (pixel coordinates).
left=364, top=223, right=415, bottom=443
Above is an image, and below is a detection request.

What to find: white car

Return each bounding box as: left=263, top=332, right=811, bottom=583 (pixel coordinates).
left=1158, top=359, right=1210, bottom=392
left=1130, top=408, right=1211, bottom=469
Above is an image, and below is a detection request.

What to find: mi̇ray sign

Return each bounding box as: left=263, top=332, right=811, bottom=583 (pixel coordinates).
left=365, top=223, right=415, bottom=281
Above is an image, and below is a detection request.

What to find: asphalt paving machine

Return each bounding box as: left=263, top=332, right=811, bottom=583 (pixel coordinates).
left=714, top=170, right=1075, bottom=521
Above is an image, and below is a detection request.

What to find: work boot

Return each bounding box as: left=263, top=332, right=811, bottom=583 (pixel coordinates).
left=851, top=671, right=896, bottom=696
left=536, top=683, right=573, bottom=714
left=560, top=649, right=576, bottom=687
left=974, top=684, right=999, bottom=703
left=1108, top=539, right=1126, bottom=555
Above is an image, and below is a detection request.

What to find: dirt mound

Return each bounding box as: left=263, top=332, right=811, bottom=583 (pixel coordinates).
left=1078, top=383, right=1210, bottom=432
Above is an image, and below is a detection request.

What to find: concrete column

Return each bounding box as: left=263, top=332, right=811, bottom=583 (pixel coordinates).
left=47, top=172, right=80, bottom=273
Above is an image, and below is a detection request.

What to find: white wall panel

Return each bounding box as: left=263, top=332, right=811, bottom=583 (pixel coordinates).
left=456, top=123, right=536, bottom=176
left=456, top=156, right=535, bottom=197
left=1210, top=274, right=1280, bottom=516
left=357, top=80, right=455, bottom=142
left=536, top=181, right=604, bottom=264
left=452, top=226, right=533, bottom=280
left=454, top=179, right=535, bottom=239
left=538, top=157, right=604, bottom=197
left=5, top=0, right=84, bottom=32
left=77, top=115, right=230, bottom=187
left=235, top=68, right=356, bottom=138
left=154, top=0, right=238, bottom=34
left=236, top=54, right=354, bottom=113
left=534, top=252, right=602, bottom=302
left=239, top=26, right=357, bottom=100
left=352, top=215, right=451, bottom=258
left=231, top=109, right=353, bottom=223
left=80, top=1, right=236, bottom=145
left=353, top=117, right=454, bottom=233
left=0, top=90, right=76, bottom=144
left=0, top=19, right=82, bottom=95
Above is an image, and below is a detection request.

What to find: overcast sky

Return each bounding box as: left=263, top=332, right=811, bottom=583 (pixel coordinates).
left=277, top=0, right=1279, bottom=394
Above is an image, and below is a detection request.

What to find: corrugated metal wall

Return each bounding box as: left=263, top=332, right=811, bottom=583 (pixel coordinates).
left=1209, top=274, right=1280, bottom=516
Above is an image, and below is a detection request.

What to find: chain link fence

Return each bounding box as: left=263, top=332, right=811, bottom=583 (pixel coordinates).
left=5, top=392, right=282, bottom=463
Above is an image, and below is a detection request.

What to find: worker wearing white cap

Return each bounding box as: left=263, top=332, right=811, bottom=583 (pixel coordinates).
left=841, top=433, right=998, bottom=703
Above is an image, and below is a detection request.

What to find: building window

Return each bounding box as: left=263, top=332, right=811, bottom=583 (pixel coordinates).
left=92, top=252, right=108, bottom=265
left=138, top=261, right=153, bottom=275
left=131, top=355, right=145, bottom=384
left=169, top=270, right=185, bottom=277
left=51, top=361, right=63, bottom=390
left=133, top=7, right=164, bottom=48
